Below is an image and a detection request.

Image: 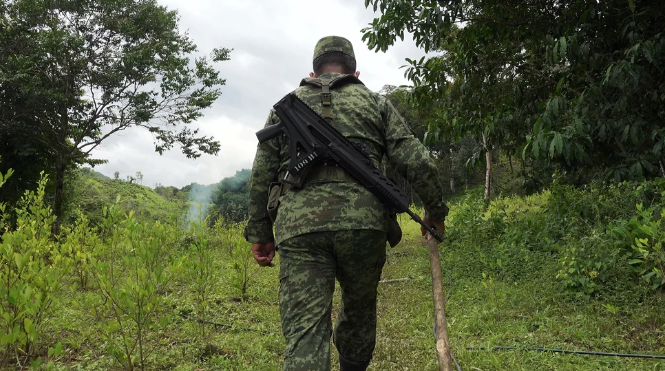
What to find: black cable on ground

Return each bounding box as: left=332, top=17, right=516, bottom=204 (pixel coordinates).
left=451, top=352, right=463, bottom=371
left=466, top=346, right=665, bottom=359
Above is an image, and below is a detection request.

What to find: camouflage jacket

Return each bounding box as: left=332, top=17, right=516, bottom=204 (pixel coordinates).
left=244, top=73, right=447, bottom=245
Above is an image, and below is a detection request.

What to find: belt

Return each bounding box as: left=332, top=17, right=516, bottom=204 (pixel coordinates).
left=305, top=164, right=356, bottom=182
left=278, top=164, right=356, bottom=197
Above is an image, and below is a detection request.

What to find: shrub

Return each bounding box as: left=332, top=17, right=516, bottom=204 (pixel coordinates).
left=554, top=178, right=665, bottom=295
left=0, top=174, right=70, bottom=366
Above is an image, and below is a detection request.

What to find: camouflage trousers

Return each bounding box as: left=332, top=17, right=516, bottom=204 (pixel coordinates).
left=278, top=229, right=387, bottom=371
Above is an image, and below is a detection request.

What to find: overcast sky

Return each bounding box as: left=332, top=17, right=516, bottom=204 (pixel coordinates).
left=92, top=0, right=425, bottom=188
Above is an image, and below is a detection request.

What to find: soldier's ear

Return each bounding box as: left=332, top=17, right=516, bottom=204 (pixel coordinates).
left=354, top=71, right=360, bottom=78
left=309, top=72, right=317, bottom=78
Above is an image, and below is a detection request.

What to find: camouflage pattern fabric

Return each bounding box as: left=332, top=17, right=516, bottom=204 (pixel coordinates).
left=244, top=72, right=447, bottom=245
left=313, top=36, right=355, bottom=61
left=278, top=230, right=387, bottom=370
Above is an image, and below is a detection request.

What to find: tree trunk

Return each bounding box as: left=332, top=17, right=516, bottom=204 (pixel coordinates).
left=484, top=150, right=492, bottom=202
left=53, top=55, right=72, bottom=236
left=508, top=153, right=514, bottom=173
left=449, top=177, right=456, bottom=193
left=659, top=158, right=665, bottom=178
left=52, top=161, right=66, bottom=236
left=483, top=134, right=492, bottom=203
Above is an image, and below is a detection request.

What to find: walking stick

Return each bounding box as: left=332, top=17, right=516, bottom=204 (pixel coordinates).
left=426, top=233, right=454, bottom=371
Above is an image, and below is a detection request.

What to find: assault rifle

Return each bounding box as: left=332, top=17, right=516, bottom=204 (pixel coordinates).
left=255, top=92, right=444, bottom=242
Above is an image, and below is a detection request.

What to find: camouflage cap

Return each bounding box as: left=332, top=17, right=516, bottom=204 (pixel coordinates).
left=313, top=36, right=355, bottom=61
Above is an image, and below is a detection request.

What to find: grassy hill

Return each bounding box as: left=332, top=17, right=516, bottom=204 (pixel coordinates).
left=64, top=168, right=188, bottom=225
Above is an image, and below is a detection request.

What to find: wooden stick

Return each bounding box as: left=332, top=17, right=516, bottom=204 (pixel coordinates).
left=426, top=234, right=454, bottom=371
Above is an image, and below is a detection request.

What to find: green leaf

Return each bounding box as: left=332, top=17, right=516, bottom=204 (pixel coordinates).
left=621, top=125, right=630, bottom=142
left=30, top=358, right=41, bottom=370
left=54, top=341, right=63, bottom=356
left=24, top=318, right=35, bottom=337
left=533, top=117, right=542, bottom=136
left=554, top=133, right=563, bottom=155
left=14, top=253, right=25, bottom=271
left=556, top=77, right=565, bottom=93
left=653, top=139, right=664, bottom=155
left=628, top=259, right=643, bottom=265
left=551, top=98, right=559, bottom=116
left=604, top=65, right=613, bottom=84
left=644, top=271, right=656, bottom=279
left=559, top=37, right=567, bottom=58
left=629, top=0, right=635, bottom=13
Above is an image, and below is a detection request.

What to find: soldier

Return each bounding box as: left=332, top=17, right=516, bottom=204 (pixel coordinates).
left=244, top=36, right=448, bottom=371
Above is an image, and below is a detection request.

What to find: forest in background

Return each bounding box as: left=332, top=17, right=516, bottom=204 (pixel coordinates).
left=1, top=0, right=664, bottom=369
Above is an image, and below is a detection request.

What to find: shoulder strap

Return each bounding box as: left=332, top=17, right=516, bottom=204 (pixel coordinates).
left=321, top=80, right=333, bottom=120
left=299, top=74, right=364, bottom=89
left=299, top=75, right=364, bottom=121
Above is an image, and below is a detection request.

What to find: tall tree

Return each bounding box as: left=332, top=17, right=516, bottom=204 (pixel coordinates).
left=0, top=0, right=231, bottom=232
left=210, top=169, right=251, bottom=223
left=381, top=84, right=482, bottom=196
left=361, top=0, right=665, bottom=193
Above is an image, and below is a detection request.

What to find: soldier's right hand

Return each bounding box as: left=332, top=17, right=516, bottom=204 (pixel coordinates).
left=252, top=242, right=275, bottom=267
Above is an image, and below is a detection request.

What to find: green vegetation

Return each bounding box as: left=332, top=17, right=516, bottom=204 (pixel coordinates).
left=2, top=0, right=665, bottom=369
left=63, top=168, right=188, bottom=227
left=210, top=169, right=251, bottom=224
left=1, top=165, right=664, bottom=370
left=364, top=0, right=665, bottom=200
left=0, top=0, right=230, bottom=225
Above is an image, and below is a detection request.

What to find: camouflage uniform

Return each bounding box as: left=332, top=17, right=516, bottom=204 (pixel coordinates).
left=245, top=36, right=447, bottom=371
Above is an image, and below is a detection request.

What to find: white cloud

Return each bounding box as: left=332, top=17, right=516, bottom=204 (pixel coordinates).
left=92, top=0, right=427, bottom=188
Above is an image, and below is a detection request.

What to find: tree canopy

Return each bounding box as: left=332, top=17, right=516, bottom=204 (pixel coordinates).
left=210, top=169, right=251, bottom=223
left=362, top=0, right=665, bottom=186
left=0, top=0, right=230, bottom=227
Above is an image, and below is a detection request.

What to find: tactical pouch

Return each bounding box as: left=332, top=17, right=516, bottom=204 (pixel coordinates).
left=387, top=212, right=402, bottom=248
left=267, top=182, right=283, bottom=223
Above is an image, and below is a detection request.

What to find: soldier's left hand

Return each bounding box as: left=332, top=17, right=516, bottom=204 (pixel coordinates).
left=421, top=214, right=445, bottom=243
left=252, top=242, right=275, bottom=267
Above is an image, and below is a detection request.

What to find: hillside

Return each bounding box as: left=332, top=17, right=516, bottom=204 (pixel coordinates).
left=64, top=168, right=189, bottom=225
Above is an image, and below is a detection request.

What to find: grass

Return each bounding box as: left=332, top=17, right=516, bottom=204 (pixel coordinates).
left=42, top=216, right=662, bottom=371
left=369, top=216, right=665, bottom=371
left=7, top=199, right=665, bottom=371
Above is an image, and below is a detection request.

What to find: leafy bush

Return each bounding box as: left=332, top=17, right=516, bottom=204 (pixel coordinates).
left=184, top=214, right=218, bottom=341
left=446, top=178, right=665, bottom=297
left=445, top=188, right=554, bottom=284
left=551, top=178, right=665, bottom=295
left=0, top=174, right=70, bottom=366
left=89, top=205, right=183, bottom=371
left=60, top=212, right=99, bottom=289
left=223, top=221, right=255, bottom=301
